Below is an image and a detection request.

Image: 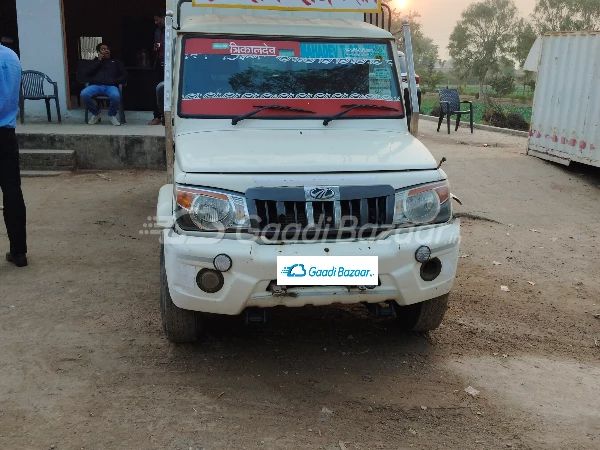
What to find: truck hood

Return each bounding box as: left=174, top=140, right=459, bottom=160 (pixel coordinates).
left=175, top=129, right=437, bottom=173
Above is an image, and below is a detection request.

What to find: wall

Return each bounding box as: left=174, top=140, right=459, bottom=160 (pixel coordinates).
left=16, top=0, right=68, bottom=118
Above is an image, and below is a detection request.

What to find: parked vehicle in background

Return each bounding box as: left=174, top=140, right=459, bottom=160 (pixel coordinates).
left=525, top=31, right=600, bottom=168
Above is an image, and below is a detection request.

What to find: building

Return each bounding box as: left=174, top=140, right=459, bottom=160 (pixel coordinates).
left=7, top=0, right=166, bottom=119
left=7, top=1, right=377, bottom=120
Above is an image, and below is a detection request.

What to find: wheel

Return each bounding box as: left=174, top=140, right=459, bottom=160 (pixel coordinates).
left=394, top=294, right=449, bottom=332
left=160, top=245, right=201, bottom=343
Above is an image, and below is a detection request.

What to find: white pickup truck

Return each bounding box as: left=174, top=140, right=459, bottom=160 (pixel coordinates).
left=156, top=1, right=461, bottom=342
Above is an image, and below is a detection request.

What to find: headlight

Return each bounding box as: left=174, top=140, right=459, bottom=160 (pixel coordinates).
left=393, top=181, right=451, bottom=226
left=175, top=185, right=250, bottom=231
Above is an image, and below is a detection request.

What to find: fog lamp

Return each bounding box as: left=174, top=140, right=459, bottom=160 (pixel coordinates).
left=415, top=246, right=432, bottom=263
left=213, top=254, right=232, bottom=272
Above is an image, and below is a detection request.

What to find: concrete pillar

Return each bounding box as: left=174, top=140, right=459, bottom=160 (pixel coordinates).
left=16, top=0, right=68, bottom=119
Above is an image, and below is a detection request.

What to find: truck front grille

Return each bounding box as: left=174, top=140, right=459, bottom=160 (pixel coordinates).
left=246, top=186, right=395, bottom=239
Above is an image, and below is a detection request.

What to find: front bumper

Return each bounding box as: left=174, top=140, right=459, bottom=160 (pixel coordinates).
left=163, top=221, right=460, bottom=315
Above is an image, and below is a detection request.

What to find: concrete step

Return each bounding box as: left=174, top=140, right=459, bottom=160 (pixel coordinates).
left=21, top=170, right=72, bottom=178
left=19, top=149, right=76, bottom=171
left=17, top=131, right=165, bottom=170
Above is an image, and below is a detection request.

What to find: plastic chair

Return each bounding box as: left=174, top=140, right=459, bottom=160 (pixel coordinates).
left=76, top=60, right=126, bottom=124
left=437, top=89, right=473, bottom=134
left=83, top=83, right=126, bottom=124
left=19, top=70, right=62, bottom=124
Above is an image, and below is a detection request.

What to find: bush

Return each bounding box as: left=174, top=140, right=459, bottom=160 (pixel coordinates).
left=429, top=104, right=441, bottom=117
left=505, top=111, right=529, bottom=131
left=482, top=101, right=529, bottom=131
left=489, top=74, right=516, bottom=96
left=482, top=102, right=507, bottom=128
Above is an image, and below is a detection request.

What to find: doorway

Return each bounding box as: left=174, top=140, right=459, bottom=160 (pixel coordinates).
left=0, top=0, right=19, bottom=56
left=61, top=0, right=164, bottom=111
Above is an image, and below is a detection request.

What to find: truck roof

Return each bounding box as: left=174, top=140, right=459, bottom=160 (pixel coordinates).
left=179, top=15, right=393, bottom=39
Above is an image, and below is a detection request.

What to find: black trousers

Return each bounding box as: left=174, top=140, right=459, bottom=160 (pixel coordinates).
left=153, top=64, right=165, bottom=120
left=0, top=127, right=27, bottom=255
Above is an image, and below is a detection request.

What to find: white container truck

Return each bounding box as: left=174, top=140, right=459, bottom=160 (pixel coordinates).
left=156, top=0, right=461, bottom=342
left=525, top=31, right=600, bottom=167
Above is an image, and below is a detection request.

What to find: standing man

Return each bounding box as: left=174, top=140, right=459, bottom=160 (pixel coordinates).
left=80, top=43, right=128, bottom=126
left=149, top=8, right=166, bottom=126
left=0, top=44, right=27, bottom=267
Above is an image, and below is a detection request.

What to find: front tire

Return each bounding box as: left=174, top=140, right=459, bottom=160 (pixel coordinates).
left=160, top=245, right=201, bottom=343
left=394, top=294, right=449, bottom=332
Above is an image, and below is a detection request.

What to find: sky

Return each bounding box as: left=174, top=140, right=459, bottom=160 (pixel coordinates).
left=392, top=0, right=537, bottom=59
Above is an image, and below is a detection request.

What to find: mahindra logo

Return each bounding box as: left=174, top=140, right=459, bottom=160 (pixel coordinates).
left=309, top=187, right=336, bottom=200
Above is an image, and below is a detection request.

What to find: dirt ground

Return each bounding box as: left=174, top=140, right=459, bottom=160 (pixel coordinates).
left=1, top=120, right=599, bottom=450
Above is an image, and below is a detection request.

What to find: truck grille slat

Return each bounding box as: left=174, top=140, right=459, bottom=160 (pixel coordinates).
left=252, top=197, right=392, bottom=231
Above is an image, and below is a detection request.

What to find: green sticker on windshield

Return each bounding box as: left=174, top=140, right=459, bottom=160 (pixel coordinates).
left=279, top=49, right=296, bottom=57
left=371, top=68, right=391, bottom=80
left=212, top=43, right=229, bottom=50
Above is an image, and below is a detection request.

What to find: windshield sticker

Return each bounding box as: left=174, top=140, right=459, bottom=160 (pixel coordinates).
left=186, top=38, right=300, bottom=56
left=371, top=67, right=391, bottom=80
left=278, top=49, right=296, bottom=57
left=230, top=42, right=277, bottom=56
left=212, top=42, right=229, bottom=50
left=368, top=79, right=392, bottom=98
left=184, top=54, right=395, bottom=68
left=183, top=92, right=401, bottom=101
left=299, top=43, right=387, bottom=60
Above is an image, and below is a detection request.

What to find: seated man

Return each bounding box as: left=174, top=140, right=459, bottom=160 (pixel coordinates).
left=80, top=43, right=128, bottom=126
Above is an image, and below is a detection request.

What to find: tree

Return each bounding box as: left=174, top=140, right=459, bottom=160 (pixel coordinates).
left=420, top=54, right=445, bottom=93
left=489, top=74, right=515, bottom=96
left=532, top=0, right=600, bottom=33
left=514, top=19, right=537, bottom=69
left=514, top=19, right=538, bottom=98
left=448, top=0, right=519, bottom=99
left=388, top=8, right=444, bottom=91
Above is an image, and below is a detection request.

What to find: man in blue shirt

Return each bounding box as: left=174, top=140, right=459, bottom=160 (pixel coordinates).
left=0, top=44, right=28, bottom=267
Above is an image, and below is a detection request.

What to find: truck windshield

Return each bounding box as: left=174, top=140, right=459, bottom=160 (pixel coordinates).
left=180, top=37, right=404, bottom=120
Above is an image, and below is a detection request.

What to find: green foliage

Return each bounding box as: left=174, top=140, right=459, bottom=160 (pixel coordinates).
left=420, top=55, right=445, bottom=94
left=514, top=19, right=537, bottom=68
left=482, top=100, right=530, bottom=130
left=429, top=103, right=441, bottom=117
left=489, top=74, right=516, bottom=96
left=448, top=0, right=519, bottom=97
left=420, top=98, right=531, bottom=130
left=532, top=0, right=600, bottom=33
left=482, top=101, right=508, bottom=127
left=390, top=9, right=441, bottom=83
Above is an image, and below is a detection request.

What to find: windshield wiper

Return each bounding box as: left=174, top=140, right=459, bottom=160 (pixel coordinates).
left=232, top=104, right=316, bottom=125
left=323, top=103, right=399, bottom=126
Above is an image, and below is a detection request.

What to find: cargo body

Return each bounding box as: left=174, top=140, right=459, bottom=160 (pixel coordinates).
left=526, top=32, right=600, bottom=167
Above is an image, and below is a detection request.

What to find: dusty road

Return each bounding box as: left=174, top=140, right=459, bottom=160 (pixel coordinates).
left=1, top=120, right=599, bottom=450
